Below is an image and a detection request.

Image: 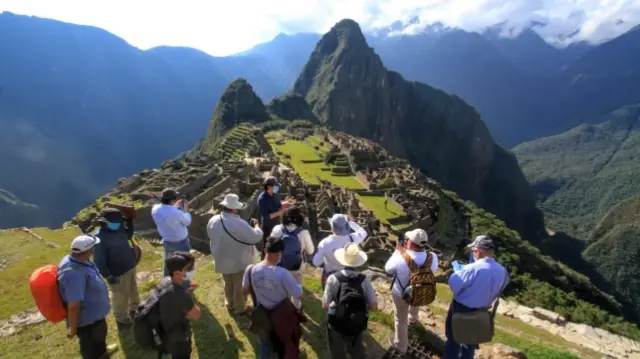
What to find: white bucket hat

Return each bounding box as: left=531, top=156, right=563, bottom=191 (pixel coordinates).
left=334, top=242, right=368, bottom=268
left=219, top=194, right=244, bottom=210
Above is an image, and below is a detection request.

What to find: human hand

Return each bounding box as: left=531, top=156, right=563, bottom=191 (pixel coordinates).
left=250, top=219, right=259, bottom=227
left=396, top=239, right=404, bottom=251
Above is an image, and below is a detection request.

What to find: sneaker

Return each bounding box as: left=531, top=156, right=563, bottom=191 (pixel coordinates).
left=106, top=344, right=119, bottom=356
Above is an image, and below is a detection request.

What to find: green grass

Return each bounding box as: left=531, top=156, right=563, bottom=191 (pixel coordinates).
left=73, top=194, right=145, bottom=229
left=0, top=228, right=163, bottom=320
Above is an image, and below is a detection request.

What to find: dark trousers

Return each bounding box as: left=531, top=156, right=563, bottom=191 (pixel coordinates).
left=77, top=318, right=107, bottom=359
left=326, top=326, right=365, bottom=359
left=161, top=340, right=192, bottom=359
left=258, top=226, right=274, bottom=261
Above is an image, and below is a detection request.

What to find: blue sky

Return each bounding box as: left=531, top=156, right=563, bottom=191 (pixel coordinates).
left=1, top=0, right=639, bottom=56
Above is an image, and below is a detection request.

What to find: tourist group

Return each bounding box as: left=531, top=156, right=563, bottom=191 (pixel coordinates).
left=30, top=176, right=508, bottom=359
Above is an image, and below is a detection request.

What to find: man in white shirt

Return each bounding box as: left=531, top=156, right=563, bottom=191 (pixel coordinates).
left=151, top=188, right=192, bottom=277
left=312, top=213, right=368, bottom=289
left=208, top=193, right=263, bottom=316
left=385, top=229, right=439, bottom=354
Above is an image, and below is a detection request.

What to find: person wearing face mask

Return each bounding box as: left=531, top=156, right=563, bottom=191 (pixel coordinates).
left=93, top=208, right=140, bottom=326
left=257, top=177, right=296, bottom=259
left=444, top=236, right=509, bottom=359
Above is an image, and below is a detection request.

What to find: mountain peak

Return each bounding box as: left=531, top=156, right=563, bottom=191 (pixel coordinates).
left=202, top=78, right=268, bottom=149
left=325, top=18, right=368, bottom=49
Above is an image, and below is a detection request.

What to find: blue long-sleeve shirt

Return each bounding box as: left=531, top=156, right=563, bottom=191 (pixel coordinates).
left=257, top=191, right=282, bottom=230
left=448, top=257, right=508, bottom=309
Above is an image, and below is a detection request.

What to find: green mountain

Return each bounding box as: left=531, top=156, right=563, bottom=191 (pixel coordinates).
left=292, top=19, right=545, bottom=241
left=513, top=104, right=640, bottom=237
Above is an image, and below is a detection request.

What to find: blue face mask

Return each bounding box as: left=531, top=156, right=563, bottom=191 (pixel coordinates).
left=107, top=222, right=121, bottom=231
left=273, top=185, right=280, bottom=194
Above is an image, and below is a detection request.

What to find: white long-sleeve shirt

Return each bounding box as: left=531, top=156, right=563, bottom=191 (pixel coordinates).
left=312, top=220, right=367, bottom=273
left=271, top=224, right=315, bottom=271
left=151, top=204, right=192, bottom=242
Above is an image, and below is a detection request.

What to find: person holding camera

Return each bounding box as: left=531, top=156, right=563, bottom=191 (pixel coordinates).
left=208, top=193, right=263, bottom=316
left=151, top=188, right=192, bottom=277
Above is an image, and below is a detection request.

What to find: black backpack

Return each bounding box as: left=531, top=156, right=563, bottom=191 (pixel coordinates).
left=328, top=272, right=369, bottom=337
left=132, top=284, right=171, bottom=349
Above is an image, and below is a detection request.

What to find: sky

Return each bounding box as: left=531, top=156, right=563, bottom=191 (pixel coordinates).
left=1, top=0, right=639, bottom=56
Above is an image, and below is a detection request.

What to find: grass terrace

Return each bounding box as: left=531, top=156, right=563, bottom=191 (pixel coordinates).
left=266, top=132, right=407, bottom=229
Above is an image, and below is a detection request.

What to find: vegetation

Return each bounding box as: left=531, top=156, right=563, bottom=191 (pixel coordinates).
left=72, top=193, right=145, bottom=232
left=204, top=124, right=256, bottom=161
left=259, top=118, right=316, bottom=132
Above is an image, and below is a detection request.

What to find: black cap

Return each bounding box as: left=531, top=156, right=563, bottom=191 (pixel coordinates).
left=161, top=188, right=179, bottom=201
left=97, top=208, right=123, bottom=223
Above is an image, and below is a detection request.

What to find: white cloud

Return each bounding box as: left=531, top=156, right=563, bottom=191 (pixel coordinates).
left=1, top=0, right=639, bottom=55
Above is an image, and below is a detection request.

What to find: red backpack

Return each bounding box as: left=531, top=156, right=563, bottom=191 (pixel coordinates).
left=29, top=264, right=79, bottom=323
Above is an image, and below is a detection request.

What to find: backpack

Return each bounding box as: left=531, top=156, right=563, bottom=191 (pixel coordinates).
left=132, top=284, right=171, bottom=349
left=400, top=251, right=437, bottom=306
left=29, top=263, right=84, bottom=323
left=277, top=227, right=303, bottom=271
left=327, top=272, right=369, bottom=337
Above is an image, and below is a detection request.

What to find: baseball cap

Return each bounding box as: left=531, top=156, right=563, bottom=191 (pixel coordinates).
left=96, top=208, right=123, bottom=223
left=467, top=235, right=495, bottom=251
left=405, top=228, right=429, bottom=247
left=161, top=188, right=179, bottom=201
left=71, top=235, right=100, bottom=253
left=330, top=214, right=351, bottom=236
left=263, top=176, right=280, bottom=187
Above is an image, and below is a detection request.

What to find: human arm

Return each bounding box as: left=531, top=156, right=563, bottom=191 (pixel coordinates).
left=259, top=196, right=285, bottom=220
left=384, top=251, right=400, bottom=275
left=348, top=219, right=368, bottom=244
left=448, top=266, right=476, bottom=296
left=235, top=217, right=263, bottom=245
left=92, top=241, right=115, bottom=282
left=322, top=275, right=338, bottom=310
left=59, top=270, right=86, bottom=338
left=242, top=265, right=253, bottom=297
left=300, top=229, right=315, bottom=255
left=173, top=205, right=192, bottom=226
left=180, top=292, right=200, bottom=320
left=430, top=252, right=439, bottom=273
left=312, top=240, right=325, bottom=267
left=282, top=269, right=303, bottom=298
left=362, top=278, right=379, bottom=312
left=124, top=217, right=135, bottom=240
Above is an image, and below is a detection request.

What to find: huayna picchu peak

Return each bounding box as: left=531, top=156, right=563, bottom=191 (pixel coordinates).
left=294, top=18, right=545, bottom=243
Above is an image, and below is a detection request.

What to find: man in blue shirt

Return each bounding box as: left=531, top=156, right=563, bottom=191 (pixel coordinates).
left=58, top=235, right=117, bottom=359
left=257, top=176, right=295, bottom=259
left=444, top=236, right=508, bottom=359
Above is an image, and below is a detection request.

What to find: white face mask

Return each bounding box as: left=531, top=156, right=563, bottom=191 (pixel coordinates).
left=186, top=270, right=195, bottom=281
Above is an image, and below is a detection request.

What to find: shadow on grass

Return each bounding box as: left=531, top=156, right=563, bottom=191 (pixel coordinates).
left=192, top=298, right=249, bottom=359
left=116, top=322, right=156, bottom=359
left=301, top=288, right=387, bottom=358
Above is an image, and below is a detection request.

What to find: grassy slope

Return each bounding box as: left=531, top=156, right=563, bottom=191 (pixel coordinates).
left=266, top=132, right=407, bottom=228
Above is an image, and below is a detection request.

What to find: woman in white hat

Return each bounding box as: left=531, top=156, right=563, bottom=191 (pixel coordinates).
left=322, top=243, right=378, bottom=359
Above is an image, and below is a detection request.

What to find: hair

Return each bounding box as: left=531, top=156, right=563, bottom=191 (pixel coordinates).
left=283, top=206, right=304, bottom=227
left=161, top=198, right=173, bottom=205
left=264, top=183, right=272, bottom=191
left=264, top=236, right=285, bottom=254
left=172, top=251, right=195, bottom=271
left=165, top=254, right=191, bottom=276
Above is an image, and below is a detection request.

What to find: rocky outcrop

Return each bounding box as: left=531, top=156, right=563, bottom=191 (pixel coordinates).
left=266, top=92, right=319, bottom=123
left=202, top=78, right=270, bottom=149
left=292, top=19, right=545, bottom=242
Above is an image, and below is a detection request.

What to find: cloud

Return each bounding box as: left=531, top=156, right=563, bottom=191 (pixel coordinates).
left=1, top=0, right=639, bottom=55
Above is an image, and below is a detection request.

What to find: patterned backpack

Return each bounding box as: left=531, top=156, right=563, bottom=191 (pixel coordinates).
left=401, top=251, right=437, bottom=306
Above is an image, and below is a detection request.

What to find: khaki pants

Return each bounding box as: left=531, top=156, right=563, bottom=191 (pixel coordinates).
left=110, top=267, right=140, bottom=323
left=223, top=271, right=246, bottom=314
left=291, top=270, right=303, bottom=309
left=392, top=294, right=419, bottom=353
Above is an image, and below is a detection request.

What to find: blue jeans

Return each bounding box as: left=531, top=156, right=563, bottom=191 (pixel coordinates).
left=444, top=302, right=477, bottom=359
left=163, top=238, right=191, bottom=276
left=259, top=339, right=272, bottom=359
left=259, top=334, right=284, bottom=359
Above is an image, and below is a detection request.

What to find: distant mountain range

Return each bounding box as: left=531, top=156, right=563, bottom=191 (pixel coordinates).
left=0, top=11, right=639, bottom=229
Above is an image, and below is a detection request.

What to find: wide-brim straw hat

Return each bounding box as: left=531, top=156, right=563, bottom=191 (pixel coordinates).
left=334, top=242, right=368, bottom=268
